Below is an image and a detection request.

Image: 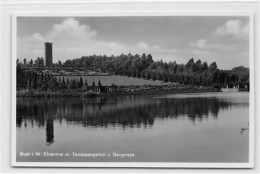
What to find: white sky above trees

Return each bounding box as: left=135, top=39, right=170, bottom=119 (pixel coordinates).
left=17, top=16, right=249, bottom=69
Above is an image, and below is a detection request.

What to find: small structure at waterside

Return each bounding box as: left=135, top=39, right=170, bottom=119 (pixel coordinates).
left=221, top=83, right=249, bottom=92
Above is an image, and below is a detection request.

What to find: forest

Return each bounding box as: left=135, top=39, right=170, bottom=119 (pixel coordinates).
left=17, top=53, right=249, bottom=91
left=60, top=53, right=249, bottom=87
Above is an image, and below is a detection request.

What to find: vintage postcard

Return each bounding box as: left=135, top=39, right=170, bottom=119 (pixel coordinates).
left=12, top=13, right=254, bottom=168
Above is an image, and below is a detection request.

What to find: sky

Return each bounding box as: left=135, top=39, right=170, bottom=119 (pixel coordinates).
left=17, top=16, right=249, bottom=70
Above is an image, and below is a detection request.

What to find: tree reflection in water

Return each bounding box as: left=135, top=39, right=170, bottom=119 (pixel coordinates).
left=16, top=94, right=243, bottom=145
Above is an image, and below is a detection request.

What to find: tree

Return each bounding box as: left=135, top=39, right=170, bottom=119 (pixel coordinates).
left=47, top=78, right=59, bottom=91
left=23, top=58, right=27, bottom=66
left=26, top=80, right=31, bottom=90
left=147, top=54, right=153, bottom=64
left=29, top=59, right=33, bottom=66
left=69, top=79, right=77, bottom=89
left=185, top=58, right=195, bottom=71
left=92, top=80, right=96, bottom=87
left=34, top=57, right=44, bottom=67
left=202, top=62, right=208, bottom=71
left=58, top=60, right=62, bottom=66
left=82, top=80, right=89, bottom=91
left=84, top=80, right=88, bottom=86
left=32, top=73, right=38, bottom=89
left=98, top=79, right=102, bottom=87
left=209, top=62, right=217, bottom=72
left=59, top=77, right=67, bottom=89
left=78, top=77, right=83, bottom=88
left=16, top=64, right=27, bottom=89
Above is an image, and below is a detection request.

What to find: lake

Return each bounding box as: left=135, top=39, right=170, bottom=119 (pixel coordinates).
left=16, top=92, right=249, bottom=162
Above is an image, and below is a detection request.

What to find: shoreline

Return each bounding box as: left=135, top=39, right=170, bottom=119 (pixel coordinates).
left=16, top=88, right=221, bottom=98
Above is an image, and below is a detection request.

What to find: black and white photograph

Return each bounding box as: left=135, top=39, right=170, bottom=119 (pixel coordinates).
left=12, top=14, right=254, bottom=168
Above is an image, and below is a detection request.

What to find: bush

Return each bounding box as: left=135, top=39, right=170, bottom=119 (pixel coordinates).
left=81, top=91, right=100, bottom=97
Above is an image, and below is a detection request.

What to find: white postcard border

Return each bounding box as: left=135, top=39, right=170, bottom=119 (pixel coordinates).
left=11, top=11, right=255, bottom=168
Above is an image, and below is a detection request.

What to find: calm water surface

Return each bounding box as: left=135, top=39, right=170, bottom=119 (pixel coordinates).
left=16, top=92, right=249, bottom=162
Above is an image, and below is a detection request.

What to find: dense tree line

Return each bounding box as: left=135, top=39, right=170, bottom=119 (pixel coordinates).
left=18, top=57, right=44, bottom=67
left=17, top=64, right=103, bottom=91
left=17, top=53, right=249, bottom=88
left=60, top=53, right=249, bottom=87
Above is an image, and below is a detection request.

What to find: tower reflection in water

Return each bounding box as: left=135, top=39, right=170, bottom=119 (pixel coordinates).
left=46, top=118, right=54, bottom=145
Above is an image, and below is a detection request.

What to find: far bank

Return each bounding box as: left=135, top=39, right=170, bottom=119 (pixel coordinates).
left=17, top=85, right=221, bottom=98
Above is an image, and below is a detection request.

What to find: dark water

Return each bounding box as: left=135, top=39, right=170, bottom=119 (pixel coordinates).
left=16, top=92, right=249, bottom=162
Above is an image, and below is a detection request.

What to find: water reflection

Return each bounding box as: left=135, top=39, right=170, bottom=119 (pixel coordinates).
left=46, top=118, right=54, bottom=145
left=16, top=94, right=246, bottom=145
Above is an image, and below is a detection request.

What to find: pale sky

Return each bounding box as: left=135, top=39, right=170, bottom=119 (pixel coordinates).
left=17, top=16, right=249, bottom=69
